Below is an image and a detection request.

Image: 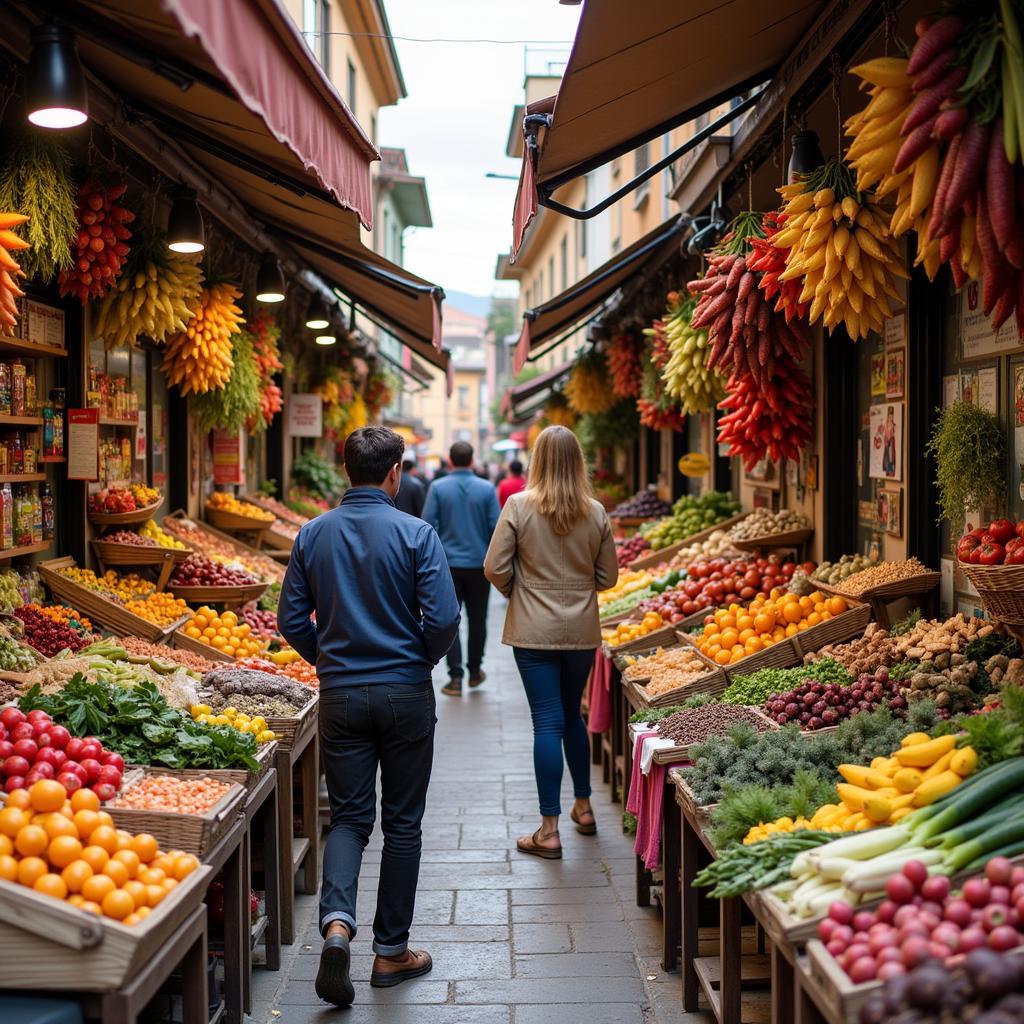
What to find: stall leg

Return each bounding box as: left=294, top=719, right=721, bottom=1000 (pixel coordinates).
left=181, top=916, right=210, bottom=1024
left=261, top=779, right=282, bottom=972
left=720, top=896, right=742, bottom=1024
left=680, top=813, right=700, bottom=1012
left=223, top=830, right=245, bottom=1024
left=299, top=733, right=320, bottom=895
left=661, top=787, right=680, bottom=972
left=771, top=940, right=794, bottom=1024
left=276, top=750, right=296, bottom=944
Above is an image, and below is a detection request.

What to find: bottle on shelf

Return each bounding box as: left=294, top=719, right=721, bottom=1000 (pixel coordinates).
left=23, top=442, right=35, bottom=475
left=24, top=365, right=36, bottom=417
left=31, top=488, right=42, bottom=545
left=11, top=360, right=25, bottom=417
left=10, top=434, right=23, bottom=475
left=50, top=389, right=64, bottom=457
left=0, top=363, right=11, bottom=417
left=15, top=487, right=31, bottom=547
left=42, top=404, right=53, bottom=457
left=121, top=436, right=132, bottom=479
left=0, top=483, right=12, bottom=549
left=40, top=483, right=53, bottom=541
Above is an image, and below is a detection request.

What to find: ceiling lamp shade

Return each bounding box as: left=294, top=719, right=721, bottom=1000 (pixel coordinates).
left=166, top=187, right=205, bottom=254
left=315, top=332, right=337, bottom=346
left=304, top=294, right=331, bottom=330
left=788, top=131, right=824, bottom=183
left=26, top=24, right=88, bottom=130
left=255, top=254, right=285, bottom=303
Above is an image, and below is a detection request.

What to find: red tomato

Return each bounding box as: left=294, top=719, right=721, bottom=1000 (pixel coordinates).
left=987, top=519, right=1016, bottom=544
left=977, top=541, right=1006, bottom=566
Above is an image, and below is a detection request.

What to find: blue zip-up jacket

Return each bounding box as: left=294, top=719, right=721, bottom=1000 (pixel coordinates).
left=277, top=487, right=460, bottom=688
left=423, top=469, right=500, bottom=569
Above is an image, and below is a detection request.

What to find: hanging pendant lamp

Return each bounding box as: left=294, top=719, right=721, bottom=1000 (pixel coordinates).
left=255, top=254, right=285, bottom=303
left=305, top=295, right=330, bottom=330
left=166, top=187, right=205, bottom=254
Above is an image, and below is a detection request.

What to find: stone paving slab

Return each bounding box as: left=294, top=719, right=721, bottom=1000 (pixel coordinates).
left=254, top=600, right=702, bottom=1023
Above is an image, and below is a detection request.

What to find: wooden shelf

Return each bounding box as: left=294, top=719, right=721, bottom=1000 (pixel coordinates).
left=0, top=415, right=43, bottom=427
left=0, top=473, right=45, bottom=483
left=99, top=417, right=138, bottom=427
left=0, top=541, right=51, bottom=559
left=0, top=337, right=68, bottom=359
left=40, top=456, right=65, bottom=464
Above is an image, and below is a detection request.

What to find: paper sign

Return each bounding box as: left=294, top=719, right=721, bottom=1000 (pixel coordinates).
left=884, top=312, right=906, bottom=348
left=212, top=428, right=245, bottom=486
left=978, top=366, right=998, bottom=415
left=678, top=452, right=709, bottom=477
left=24, top=300, right=65, bottom=349
left=943, top=375, right=960, bottom=409
left=67, top=408, right=99, bottom=481
left=287, top=394, right=323, bottom=437
left=135, top=410, right=147, bottom=460
left=961, top=284, right=1023, bottom=359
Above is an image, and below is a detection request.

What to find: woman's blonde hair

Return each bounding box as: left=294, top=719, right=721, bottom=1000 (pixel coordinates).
left=525, top=425, right=592, bottom=535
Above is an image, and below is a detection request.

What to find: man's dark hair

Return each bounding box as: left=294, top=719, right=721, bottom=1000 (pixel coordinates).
left=449, top=441, right=473, bottom=467
left=343, top=426, right=405, bottom=485
left=402, top=455, right=416, bottom=470
left=509, top=459, right=523, bottom=475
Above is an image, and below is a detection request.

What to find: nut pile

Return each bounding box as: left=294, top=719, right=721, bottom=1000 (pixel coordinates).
left=805, top=622, right=899, bottom=676
left=893, top=614, right=996, bottom=660
left=810, top=554, right=874, bottom=585
left=622, top=647, right=712, bottom=697
left=728, top=509, right=810, bottom=541
left=656, top=704, right=773, bottom=746
left=831, top=557, right=932, bottom=596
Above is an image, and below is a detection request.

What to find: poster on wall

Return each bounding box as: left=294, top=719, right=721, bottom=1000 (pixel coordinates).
left=885, top=349, right=905, bottom=398
left=212, top=428, right=245, bottom=486
left=884, top=312, right=906, bottom=348
left=960, top=368, right=979, bottom=406
left=1014, top=366, right=1024, bottom=426
left=287, top=394, right=323, bottom=437
left=978, top=366, right=998, bottom=415
left=869, top=402, right=903, bottom=482
left=67, top=409, right=99, bottom=481
left=870, top=353, right=886, bottom=397
left=878, top=488, right=902, bottom=536
left=943, top=375, right=960, bottom=408
left=961, top=285, right=1024, bottom=359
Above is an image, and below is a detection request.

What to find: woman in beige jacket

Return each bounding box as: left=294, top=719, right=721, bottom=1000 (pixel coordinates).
left=484, top=426, right=618, bottom=858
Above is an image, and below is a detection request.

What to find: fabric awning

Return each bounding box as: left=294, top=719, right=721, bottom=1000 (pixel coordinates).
left=512, top=0, right=826, bottom=255
left=72, top=0, right=378, bottom=229
left=514, top=216, right=687, bottom=372
left=500, top=361, right=572, bottom=417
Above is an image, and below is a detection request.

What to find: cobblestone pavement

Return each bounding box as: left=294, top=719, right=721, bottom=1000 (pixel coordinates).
left=252, top=599, right=709, bottom=1023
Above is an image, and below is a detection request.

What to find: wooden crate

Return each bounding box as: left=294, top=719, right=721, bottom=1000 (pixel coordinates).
left=803, top=939, right=878, bottom=1024
left=87, top=497, right=164, bottom=529
left=91, top=540, right=191, bottom=568
left=126, top=741, right=277, bottom=790
left=818, top=570, right=943, bottom=604
left=790, top=602, right=872, bottom=660
left=39, top=557, right=189, bottom=642
left=669, top=769, right=717, bottom=828
left=733, top=527, right=813, bottom=552
left=0, top=864, right=211, bottom=991
left=107, top=776, right=246, bottom=856
left=265, top=695, right=318, bottom=753
left=205, top=505, right=275, bottom=532
left=171, top=628, right=235, bottom=663
left=678, top=629, right=800, bottom=683
left=627, top=511, right=749, bottom=571
left=650, top=707, right=779, bottom=764
left=623, top=645, right=728, bottom=706
left=602, top=621, right=678, bottom=656
left=746, top=886, right=824, bottom=946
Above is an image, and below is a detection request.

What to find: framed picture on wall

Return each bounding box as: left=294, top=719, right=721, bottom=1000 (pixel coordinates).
left=869, top=402, right=904, bottom=482
left=871, top=353, right=886, bottom=397
left=885, top=349, right=905, bottom=399
left=879, top=488, right=903, bottom=537
left=1014, top=365, right=1024, bottom=426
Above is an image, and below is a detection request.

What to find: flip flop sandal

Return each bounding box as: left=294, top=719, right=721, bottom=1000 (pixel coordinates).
left=516, top=828, right=562, bottom=859
left=468, top=671, right=487, bottom=689
left=370, top=949, right=433, bottom=988
left=441, top=679, right=463, bottom=697
left=571, top=809, right=597, bottom=835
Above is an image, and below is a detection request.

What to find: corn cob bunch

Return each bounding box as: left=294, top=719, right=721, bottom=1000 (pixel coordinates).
left=774, top=159, right=906, bottom=340
left=605, top=333, right=644, bottom=399
left=161, top=283, right=243, bottom=395
left=655, top=292, right=725, bottom=414
left=94, top=251, right=202, bottom=349
left=0, top=213, right=29, bottom=336
left=747, top=211, right=809, bottom=323
left=564, top=348, right=616, bottom=414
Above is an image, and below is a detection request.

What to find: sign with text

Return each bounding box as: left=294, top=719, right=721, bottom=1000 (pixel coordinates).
left=287, top=393, right=323, bottom=437
left=961, top=284, right=1023, bottom=360
left=67, top=408, right=99, bottom=481
left=212, top=428, right=245, bottom=486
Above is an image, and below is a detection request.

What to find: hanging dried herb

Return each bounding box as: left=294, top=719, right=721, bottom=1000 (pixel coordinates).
left=0, top=128, right=77, bottom=279
left=191, top=329, right=262, bottom=433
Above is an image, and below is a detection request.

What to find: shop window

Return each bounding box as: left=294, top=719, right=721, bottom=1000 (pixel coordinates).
left=457, top=385, right=470, bottom=413
left=548, top=255, right=555, bottom=300
left=633, top=143, right=650, bottom=208
left=560, top=234, right=568, bottom=292
left=303, top=0, right=330, bottom=71
left=347, top=58, right=356, bottom=113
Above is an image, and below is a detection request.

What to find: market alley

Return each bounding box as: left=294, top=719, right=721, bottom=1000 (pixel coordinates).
left=252, top=598, right=701, bottom=1024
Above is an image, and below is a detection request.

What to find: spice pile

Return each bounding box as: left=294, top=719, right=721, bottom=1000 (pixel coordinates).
left=657, top=704, right=773, bottom=746
left=622, top=647, right=712, bottom=697
left=830, top=557, right=933, bottom=596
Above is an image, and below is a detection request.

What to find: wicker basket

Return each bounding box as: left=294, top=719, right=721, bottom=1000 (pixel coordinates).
left=602, top=621, right=678, bottom=656
left=171, top=628, right=235, bottom=664
left=678, top=630, right=800, bottom=683
left=956, top=563, right=1024, bottom=624
left=650, top=707, right=779, bottom=764
left=165, top=511, right=286, bottom=583
left=205, top=505, right=275, bottom=532
left=265, top=695, right=317, bottom=753
left=126, top=741, right=277, bottom=790
left=790, top=601, right=872, bottom=660
left=732, top=527, right=813, bottom=552
left=669, top=769, right=717, bottom=827
left=91, top=539, right=192, bottom=568
left=87, top=497, right=164, bottom=528
left=107, top=776, right=246, bottom=855
left=817, top=570, right=942, bottom=603
left=167, top=581, right=268, bottom=606
left=39, top=557, right=189, bottom=642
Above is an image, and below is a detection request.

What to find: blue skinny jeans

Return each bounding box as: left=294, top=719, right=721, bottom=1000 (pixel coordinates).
left=513, top=647, right=595, bottom=817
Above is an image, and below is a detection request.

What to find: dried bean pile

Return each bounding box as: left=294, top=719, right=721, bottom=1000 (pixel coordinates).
left=120, top=635, right=217, bottom=674
left=657, top=703, right=772, bottom=746
left=831, top=557, right=931, bottom=596
left=205, top=691, right=299, bottom=718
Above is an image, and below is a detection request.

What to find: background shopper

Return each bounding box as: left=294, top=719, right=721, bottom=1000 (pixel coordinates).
left=424, top=440, right=500, bottom=696
left=394, top=454, right=426, bottom=517
left=497, top=459, right=526, bottom=508
left=483, top=425, right=618, bottom=858
left=279, top=426, right=459, bottom=1006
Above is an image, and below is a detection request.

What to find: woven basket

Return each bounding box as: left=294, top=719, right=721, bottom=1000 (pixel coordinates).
left=205, top=505, right=275, bottom=532
left=165, top=511, right=286, bottom=583
left=732, top=527, right=813, bottom=552
left=167, top=581, right=268, bottom=606
left=818, top=570, right=942, bottom=602
left=265, top=696, right=317, bottom=753
left=602, top=621, right=678, bottom=656
left=650, top=707, right=779, bottom=764
left=126, top=741, right=277, bottom=790
left=790, top=602, right=872, bottom=660
left=87, top=498, right=164, bottom=528
left=91, top=540, right=191, bottom=567
left=956, top=563, right=1024, bottom=624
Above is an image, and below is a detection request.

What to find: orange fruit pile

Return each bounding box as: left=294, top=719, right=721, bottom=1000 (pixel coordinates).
left=0, top=780, right=199, bottom=925
left=602, top=611, right=665, bottom=648
left=695, top=590, right=848, bottom=666
left=182, top=606, right=263, bottom=658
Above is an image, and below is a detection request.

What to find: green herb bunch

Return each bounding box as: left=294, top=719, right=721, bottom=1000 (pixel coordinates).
left=721, top=658, right=851, bottom=706
left=191, top=330, right=262, bottom=433
left=925, top=400, right=1006, bottom=528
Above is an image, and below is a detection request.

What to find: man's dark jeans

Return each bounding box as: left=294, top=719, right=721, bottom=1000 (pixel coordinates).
left=446, top=567, right=491, bottom=680
left=319, top=681, right=436, bottom=955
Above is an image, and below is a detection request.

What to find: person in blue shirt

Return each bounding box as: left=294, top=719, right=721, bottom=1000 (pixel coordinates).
left=278, top=426, right=459, bottom=1007
left=423, top=441, right=500, bottom=696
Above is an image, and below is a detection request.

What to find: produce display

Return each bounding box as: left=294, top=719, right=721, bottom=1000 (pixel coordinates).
left=180, top=607, right=264, bottom=659
left=249, top=312, right=284, bottom=428
left=205, top=492, right=275, bottom=523
left=243, top=494, right=309, bottom=528
left=20, top=675, right=259, bottom=770
left=139, top=519, right=186, bottom=549
left=807, top=622, right=903, bottom=676
left=765, top=666, right=907, bottom=729
left=610, top=490, right=672, bottom=520
left=118, top=635, right=216, bottom=675
left=615, top=534, right=650, bottom=568
left=602, top=611, right=666, bottom=649
left=604, top=333, right=645, bottom=400
left=87, top=485, right=161, bottom=515
left=168, top=554, right=259, bottom=588
left=747, top=210, right=809, bottom=324
left=653, top=292, right=725, bottom=415
left=0, top=212, right=29, bottom=336
left=13, top=604, right=94, bottom=656
left=729, top=507, right=812, bottom=541
left=598, top=569, right=656, bottom=613
left=58, top=181, right=133, bottom=303
left=160, top=518, right=284, bottom=581
left=55, top=567, right=189, bottom=627
left=958, top=518, right=1024, bottom=565
left=162, top=283, right=244, bottom=395
left=721, top=658, right=852, bottom=706
left=638, top=555, right=796, bottom=621
left=830, top=558, right=934, bottom=595
left=667, top=530, right=744, bottom=570
left=240, top=605, right=277, bottom=640
left=0, top=630, right=37, bottom=671
left=811, top=554, right=875, bottom=585
left=655, top=703, right=774, bottom=746
left=563, top=347, right=616, bottom=414
left=189, top=705, right=276, bottom=744
left=693, top=591, right=849, bottom=666
left=191, top=329, right=262, bottom=434
left=111, top=774, right=232, bottom=814
left=621, top=646, right=714, bottom=697
left=101, top=530, right=160, bottom=547
left=0, top=706, right=124, bottom=798
left=639, top=492, right=741, bottom=550
left=894, top=614, right=997, bottom=660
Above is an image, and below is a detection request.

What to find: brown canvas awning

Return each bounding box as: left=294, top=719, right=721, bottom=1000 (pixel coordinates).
left=500, top=360, right=572, bottom=418
left=512, top=0, right=826, bottom=255
left=514, top=216, right=687, bottom=372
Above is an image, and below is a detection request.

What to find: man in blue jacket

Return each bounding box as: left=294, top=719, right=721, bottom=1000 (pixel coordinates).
left=279, top=426, right=459, bottom=1007
left=423, top=441, right=500, bottom=696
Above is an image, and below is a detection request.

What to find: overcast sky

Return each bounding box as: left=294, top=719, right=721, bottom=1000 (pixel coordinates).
left=377, top=0, right=582, bottom=300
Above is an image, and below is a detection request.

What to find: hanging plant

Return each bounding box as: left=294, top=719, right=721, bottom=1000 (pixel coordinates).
left=542, top=391, right=576, bottom=428
left=747, top=211, right=810, bottom=323
left=58, top=180, right=134, bottom=303
left=191, top=329, right=262, bottom=433
left=0, top=128, right=76, bottom=279
left=637, top=356, right=684, bottom=431
left=605, top=333, right=644, bottom=398
left=564, top=346, right=616, bottom=414
left=925, top=400, right=1006, bottom=527
left=655, top=291, right=725, bottom=414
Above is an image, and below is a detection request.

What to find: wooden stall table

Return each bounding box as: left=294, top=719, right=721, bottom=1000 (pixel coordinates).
left=276, top=710, right=320, bottom=943
left=240, top=764, right=282, bottom=1012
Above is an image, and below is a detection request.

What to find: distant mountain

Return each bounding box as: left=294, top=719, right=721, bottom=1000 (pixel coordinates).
left=444, top=290, right=490, bottom=318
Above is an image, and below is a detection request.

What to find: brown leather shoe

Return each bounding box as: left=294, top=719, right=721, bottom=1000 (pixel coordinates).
left=370, top=948, right=433, bottom=988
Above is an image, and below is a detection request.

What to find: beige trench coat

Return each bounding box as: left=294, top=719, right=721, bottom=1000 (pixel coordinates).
left=483, top=492, right=619, bottom=650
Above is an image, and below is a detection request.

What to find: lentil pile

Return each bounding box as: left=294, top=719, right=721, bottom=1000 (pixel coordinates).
left=831, top=557, right=931, bottom=596
left=205, top=691, right=299, bottom=718
left=657, top=703, right=773, bottom=746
